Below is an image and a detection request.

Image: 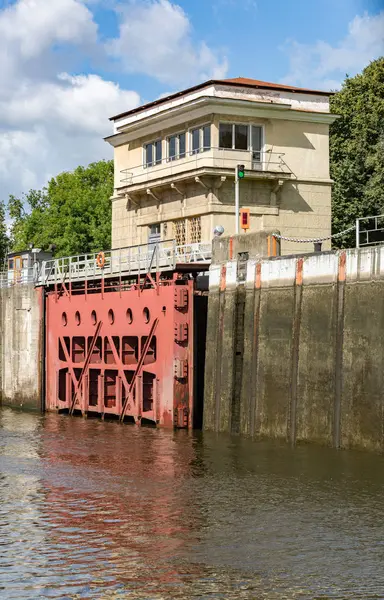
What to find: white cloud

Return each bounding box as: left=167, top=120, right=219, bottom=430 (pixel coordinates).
left=282, top=11, right=384, bottom=90
left=0, top=0, right=97, bottom=59
left=0, top=0, right=228, bottom=205
left=0, top=0, right=140, bottom=204
left=108, top=0, right=228, bottom=85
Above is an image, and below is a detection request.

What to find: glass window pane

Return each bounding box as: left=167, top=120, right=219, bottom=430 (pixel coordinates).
left=155, top=140, right=162, bottom=164
left=169, top=136, right=176, bottom=160
left=202, top=126, right=211, bottom=151
left=219, top=123, right=232, bottom=148
left=8, top=259, right=14, bottom=270
left=191, top=128, right=200, bottom=154
left=179, top=133, right=186, bottom=158
left=234, top=124, right=248, bottom=150
left=145, top=143, right=153, bottom=167
left=252, top=126, right=262, bottom=161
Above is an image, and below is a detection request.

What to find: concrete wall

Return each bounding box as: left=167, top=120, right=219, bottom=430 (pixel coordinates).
left=0, top=285, right=44, bottom=410
left=204, top=242, right=384, bottom=452
left=112, top=176, right=331, bottom=253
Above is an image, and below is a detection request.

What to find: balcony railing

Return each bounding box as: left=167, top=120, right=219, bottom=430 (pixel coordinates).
left=0, top=241, right=212, bottom=288
left=120, top=148, right=293, bottom=186
left=0, top=267, right=38, bottom=288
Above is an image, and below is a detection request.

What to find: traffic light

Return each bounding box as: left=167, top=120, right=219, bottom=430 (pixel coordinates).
left=240, top=208, right=250, bottom=230
left=237, top=164, right=245, bottom=179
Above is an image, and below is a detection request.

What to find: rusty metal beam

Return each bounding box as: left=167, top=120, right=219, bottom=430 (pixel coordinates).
left=69, top=321, right=103, bottom=415
left=120, top=317, right=159, bottom=423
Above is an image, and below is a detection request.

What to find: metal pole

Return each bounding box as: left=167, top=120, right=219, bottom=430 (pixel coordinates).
left=356, top=218, right=360, bottom=248
left=235, top=168, right=239, bottom=235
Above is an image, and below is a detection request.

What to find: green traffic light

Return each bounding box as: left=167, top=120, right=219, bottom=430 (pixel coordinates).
left=237, top=164, right=245, bottom=179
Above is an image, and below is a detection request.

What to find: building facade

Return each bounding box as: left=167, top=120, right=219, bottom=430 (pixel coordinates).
left=106, top=77, right=337, bottom=255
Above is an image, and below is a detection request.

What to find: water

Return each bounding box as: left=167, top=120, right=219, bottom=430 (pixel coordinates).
left=1, top=408, right=384, bottom=599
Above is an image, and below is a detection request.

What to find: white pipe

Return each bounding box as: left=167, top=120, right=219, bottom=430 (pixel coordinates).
left=235, top=169, right=239, bottom=235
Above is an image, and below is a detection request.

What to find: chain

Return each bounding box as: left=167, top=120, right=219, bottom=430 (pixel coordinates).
left=272, top=224, right=356, bottom=244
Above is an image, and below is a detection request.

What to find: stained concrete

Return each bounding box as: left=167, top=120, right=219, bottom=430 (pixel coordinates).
left=0, top=285, right=44, bottom=410
left=204, top=239, right=384, bottom=452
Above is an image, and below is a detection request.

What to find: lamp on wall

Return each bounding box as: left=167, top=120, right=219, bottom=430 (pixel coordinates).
left=213, top=225, right=224, bottom=237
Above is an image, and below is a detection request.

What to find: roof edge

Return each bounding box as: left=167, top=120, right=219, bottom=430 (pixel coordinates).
left=110, top=79, right=333, bottom=122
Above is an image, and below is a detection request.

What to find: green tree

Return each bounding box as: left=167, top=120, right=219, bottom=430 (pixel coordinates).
left=0, top=201, right=9, bottom=268
left=330, top=57, right=384, bottom=248
left=7, top=160, right=113, bottom=257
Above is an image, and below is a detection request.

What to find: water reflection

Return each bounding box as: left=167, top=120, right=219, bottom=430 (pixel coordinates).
left=1, top=407, right=384, bottom=598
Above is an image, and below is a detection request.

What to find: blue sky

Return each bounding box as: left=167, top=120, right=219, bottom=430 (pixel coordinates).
left=0, top=0, right=383, bottom=202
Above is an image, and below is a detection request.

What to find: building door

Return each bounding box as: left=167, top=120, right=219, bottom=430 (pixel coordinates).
left=14, top=256, right=22, bottom=284
left=148, top=223, right=161, bottom=245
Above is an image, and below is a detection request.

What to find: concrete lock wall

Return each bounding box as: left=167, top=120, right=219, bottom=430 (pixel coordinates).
left=204, top=239, right=384, bottom=452
left=0, top=285, right=44, bottom=410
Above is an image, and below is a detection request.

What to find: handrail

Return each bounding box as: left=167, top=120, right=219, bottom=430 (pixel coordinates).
left=120, top=148, right=293, bottom=185
left=0, top=240, right=212, bottom=288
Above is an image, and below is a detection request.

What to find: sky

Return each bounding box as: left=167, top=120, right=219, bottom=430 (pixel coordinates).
left=0, top=0, right=383, bottom=204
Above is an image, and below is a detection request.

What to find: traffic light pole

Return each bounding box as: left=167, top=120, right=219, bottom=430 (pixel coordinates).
left=235, top=169, right=239, bottom=234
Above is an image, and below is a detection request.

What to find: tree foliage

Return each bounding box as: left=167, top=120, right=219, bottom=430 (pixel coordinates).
left=330, top=57, right=384, bottom=248
left=0, top=201, right=9, bottom=268
left=7, top=160, right=113, bottom=257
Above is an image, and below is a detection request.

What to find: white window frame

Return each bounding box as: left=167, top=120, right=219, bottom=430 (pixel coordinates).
left=167, top=130, right=186, bottom=162
left=218, top=122, right=265, bottom=158
left=189, top=123, right=211, bottom=155
left=143, top=139, right=162, bottom=169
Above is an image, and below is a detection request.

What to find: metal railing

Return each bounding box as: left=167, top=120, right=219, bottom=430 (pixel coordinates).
left=120, top=148, right=293, bottom=186
left=0, top=267, right=38, bottom=288
left=38, top=240, right=212, bottom=286
left=0, top=241, right=212, bottom=288
left=356, top=214, right=384, bottom=248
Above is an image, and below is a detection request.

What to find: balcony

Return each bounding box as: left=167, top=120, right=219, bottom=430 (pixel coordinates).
left=119, top=148, right=293, bottom=190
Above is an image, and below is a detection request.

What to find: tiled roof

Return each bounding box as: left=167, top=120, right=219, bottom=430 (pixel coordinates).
left=220, top=77, right=329, bottom=96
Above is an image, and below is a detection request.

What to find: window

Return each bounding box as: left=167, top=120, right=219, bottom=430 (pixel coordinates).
left=190, top=125, right=211, bottom=154
left=174, top=220, right=186, bottom=246
left=189, top=217, right=202, bottom=244
left=219, top=123, right=263, bottom=156
left=252, top=126, right=262, bottom=161
left=234, top=124, right=248, bottom=150
left=202, top=125, right=211, bottom=150
left=144, top=139, right=162, bottom=168
left=168, top=132, right=186, bottom=161
left=191, top=128, right=200, bottom=154
left=219, top=123, right=232, bottom=149
left=8, top=258, right=14, bottom=270
left=22, top=258, right=29, bottom=269
left=149, top=224, right=160, bottom=235
left=148, top=223, right=161, bottom=244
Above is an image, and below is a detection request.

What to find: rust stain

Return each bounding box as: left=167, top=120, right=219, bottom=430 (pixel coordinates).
left=296, top=258, right=304, bottom=285
left=220, top=265, right=227, bottom=291
left=255, top=263, right=262, bottom=289
left=229, top=237, right=234, bottom=260
left=338, top=252, right=346, bottom=282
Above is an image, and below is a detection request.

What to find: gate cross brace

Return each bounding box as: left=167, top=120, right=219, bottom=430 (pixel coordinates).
left=67, top=320, right=103, bottom=415
left=120, top=318, right=159, bottom=423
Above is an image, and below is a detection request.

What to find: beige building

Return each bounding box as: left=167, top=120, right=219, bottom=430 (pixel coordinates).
left=106, top=77, right=337, bottom=255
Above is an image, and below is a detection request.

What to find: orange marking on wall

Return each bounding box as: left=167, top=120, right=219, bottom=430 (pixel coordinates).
left=296, top=258, right=304, bottom=285
left=338, top=252, right=346, bottom=282
left=220, top=265, right=227, bottom=291
left=255, top=263, right=262, bottom=289
left=229, top=237, right=233, bottom=260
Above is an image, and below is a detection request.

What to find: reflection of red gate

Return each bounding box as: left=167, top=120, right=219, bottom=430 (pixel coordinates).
left=45, top=277, right=194, bottom=428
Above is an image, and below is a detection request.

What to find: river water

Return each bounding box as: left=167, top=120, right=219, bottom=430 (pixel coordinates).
left=1, top=407, right=384, bottom=599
